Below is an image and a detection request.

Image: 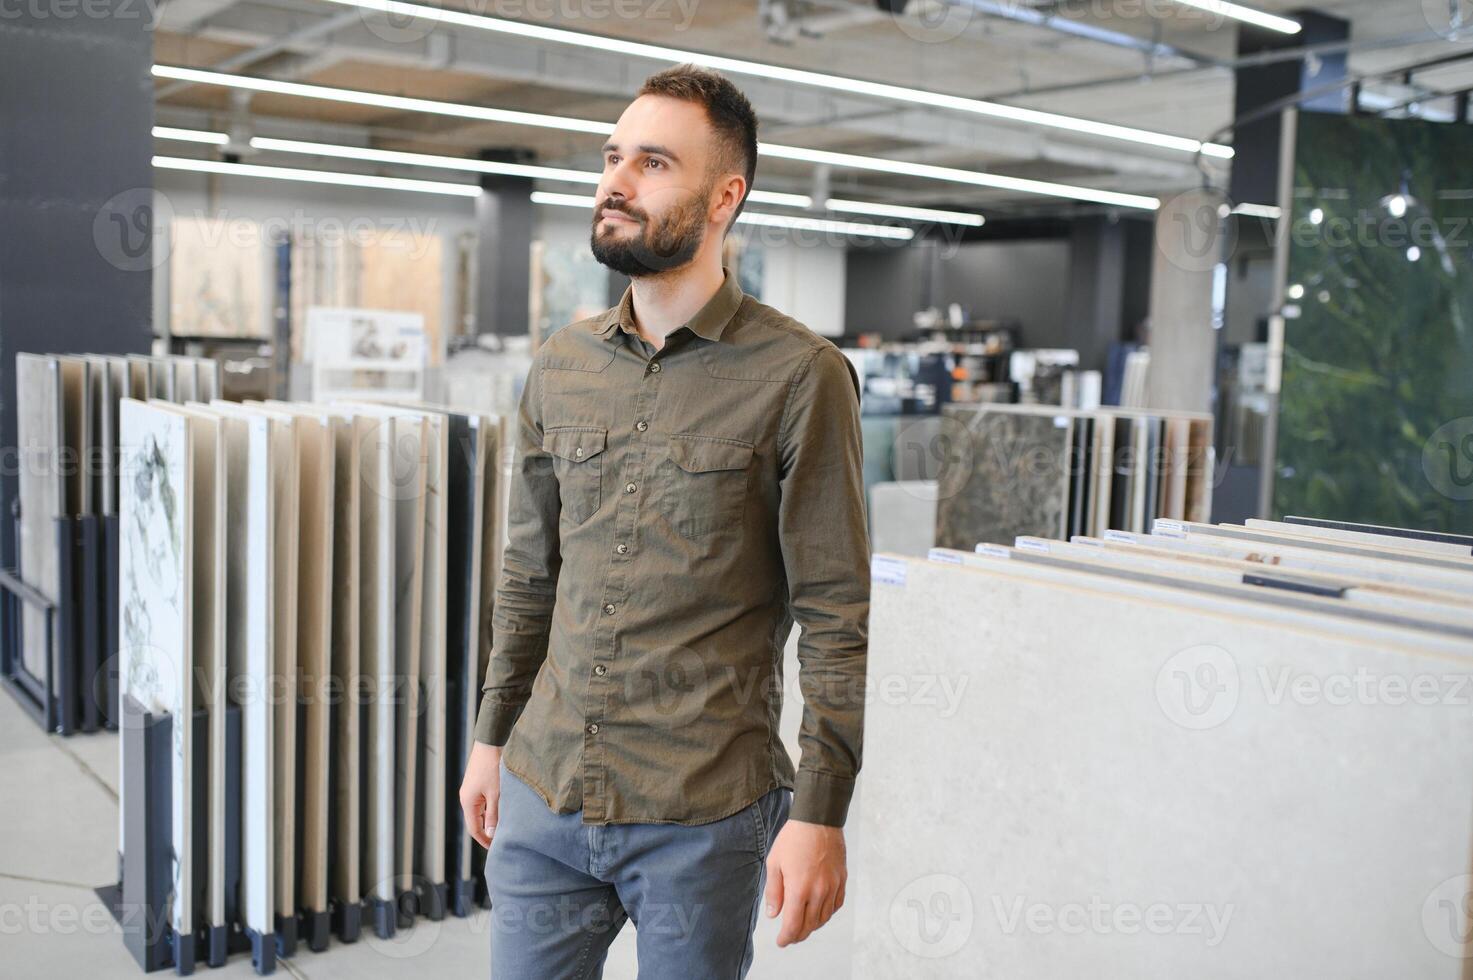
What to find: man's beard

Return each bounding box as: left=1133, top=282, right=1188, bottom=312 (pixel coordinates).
left=589, top=188, right=708, bottom=277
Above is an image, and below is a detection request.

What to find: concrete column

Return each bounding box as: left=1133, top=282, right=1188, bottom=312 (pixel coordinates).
left=473, top=157, right=534, bottom=338
left=1145, top=192, right=1221, bottom=414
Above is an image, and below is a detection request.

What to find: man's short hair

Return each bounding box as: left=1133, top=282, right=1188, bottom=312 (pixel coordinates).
left=637, top=64, right=759, bottom=225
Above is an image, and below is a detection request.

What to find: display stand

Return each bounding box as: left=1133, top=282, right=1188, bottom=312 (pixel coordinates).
left=101, top=513, right=120, bottom=730
left=1, top=513, right=110, bottom=736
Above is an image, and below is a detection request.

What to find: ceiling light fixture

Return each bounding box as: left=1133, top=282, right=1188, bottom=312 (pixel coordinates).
left=531, top=191, right=915, bottom=239
left=1169, top=0, right=1301, bottom=35
left=825, top=198, right=985, bottom=226
left=153, top=125, right=230, bottom=145
left=152, top=155, right=484, bottom=197
left=315, top=0, right=1234, bottom=159
left=152, top=69, right=1157, bottom=210
left=247, top=135, right=812, bottom=207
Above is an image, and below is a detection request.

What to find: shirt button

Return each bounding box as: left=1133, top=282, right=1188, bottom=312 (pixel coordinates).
left=603, top=603, right=616, bottom=615
left=574, top=447, right=584, bottom=458
left=615, top=543, right=629, bottom=555
left=624, top=482, right=637, bottom=494
left=593, top=664, right=607, bottom=676
left=586, top=723, right=600, bottom=735
left=635, top=420, right=648, bottom=432
left=648, top=362, right=662, bottom=374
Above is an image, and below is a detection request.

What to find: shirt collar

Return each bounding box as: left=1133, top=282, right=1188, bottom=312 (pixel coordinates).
left=595, top=268, right=744, bottom=344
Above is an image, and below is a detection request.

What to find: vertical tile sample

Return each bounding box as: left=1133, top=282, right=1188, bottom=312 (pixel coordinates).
left=56, top=356, right=92, bottom=517
left=15, top=355, right=64, bottom=682
left=934, top=406, right=1071, bottom=550
left=443, top=411, right=487, bottom=887
left=356, top=413, right=399, bottom=905
left=118, top=399, right=195, bottom=942
left=266, top=403, right=336, bottom=922
left=330, top=413, right=364, bottom=913
left=413, top=411, right=450, bottom=896
left=178, top=404, right=227, bottom=933
left=1088, top=413, right=1115, bottom=538
left=209, top=401, right=276, bottom=938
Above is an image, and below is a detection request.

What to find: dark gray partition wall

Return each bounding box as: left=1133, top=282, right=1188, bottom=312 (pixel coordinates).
left=0, top=11, right=155, bottom=570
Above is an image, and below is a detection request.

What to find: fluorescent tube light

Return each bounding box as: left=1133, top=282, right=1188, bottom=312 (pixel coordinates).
left=531, top=191, right=915, bottom=239
left=153, top=125, right=230, bottom=145
left=152, top=155, right=483, bottom=197
left=153, top=69, right=1159, bottom=209
left=153, top=64, right=613, bottom=135
left=825, top=199, right=984, bottom=226
left=248, top=135, right=810, bottom=207
left=315, top=0, right=1233, bottom=158
left=1170, top=0, right=1301, bottom=34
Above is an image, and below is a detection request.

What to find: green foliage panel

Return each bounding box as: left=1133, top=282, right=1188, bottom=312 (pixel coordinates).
left=1275, top=111, right=1473, bottom=532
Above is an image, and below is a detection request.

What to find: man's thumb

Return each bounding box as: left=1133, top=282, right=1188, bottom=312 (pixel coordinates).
left=764, top=862, right=784, bottom=918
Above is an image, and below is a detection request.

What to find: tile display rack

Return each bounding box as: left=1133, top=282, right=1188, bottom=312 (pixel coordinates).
left=0, top=512, right=116, bottom=734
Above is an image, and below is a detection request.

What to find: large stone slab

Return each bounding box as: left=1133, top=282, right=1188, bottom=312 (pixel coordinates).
left=857, top=553, right=1473, bottom=977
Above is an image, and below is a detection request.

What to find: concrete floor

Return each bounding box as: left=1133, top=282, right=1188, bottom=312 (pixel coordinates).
left=0, top=666, right=854, bottom=979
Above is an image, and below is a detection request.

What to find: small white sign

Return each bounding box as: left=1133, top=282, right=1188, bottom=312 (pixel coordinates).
left=927, top=548, right=964, bottom=565
left=1103, top=530, right=1136, bottom=544
left=871, top=555, right=909, bottom=587
left=974, top=544, right=1011, bottom=559
left=1014, top=537, right=1050, bottom=554
left=1153, top=519, right=1187, bottom=538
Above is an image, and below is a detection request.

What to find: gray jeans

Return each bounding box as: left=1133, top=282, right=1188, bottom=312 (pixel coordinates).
left=487, top=760, right=791, bottom=979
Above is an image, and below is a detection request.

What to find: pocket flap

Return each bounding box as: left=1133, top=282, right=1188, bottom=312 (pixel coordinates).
left=544, top=426, right=607, bottom=462
left=668, top=434, right=753, bottom=473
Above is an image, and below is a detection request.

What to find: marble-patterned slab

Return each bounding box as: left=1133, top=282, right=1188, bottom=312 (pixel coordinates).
left=857, top=554, right=1473, bottom=978
left=935, top=406, right=1071, bottom=550
left=118, top=398, right=195, bottom=941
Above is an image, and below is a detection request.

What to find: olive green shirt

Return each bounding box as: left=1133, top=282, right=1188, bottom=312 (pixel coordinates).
left=474, top=268, right=870, bottom=828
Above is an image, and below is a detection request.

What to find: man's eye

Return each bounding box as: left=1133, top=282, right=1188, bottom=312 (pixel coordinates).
left=646, top=159, right=663, bottom=170
left=606, top=155, right=619, bottom=167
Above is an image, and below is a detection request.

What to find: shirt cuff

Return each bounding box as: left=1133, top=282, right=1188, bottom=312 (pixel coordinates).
left=473, top=695, right=527, bottom=746
left=790, top=769, right=856, bottom=827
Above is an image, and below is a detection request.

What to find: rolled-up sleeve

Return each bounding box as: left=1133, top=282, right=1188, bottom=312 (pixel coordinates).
left=777, top=346, right=871, bottom=827
left=475, top=356, right=561, bottom=746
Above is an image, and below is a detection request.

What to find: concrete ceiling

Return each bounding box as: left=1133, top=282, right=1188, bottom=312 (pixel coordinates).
left=151, top=0, right=1473, bottom=216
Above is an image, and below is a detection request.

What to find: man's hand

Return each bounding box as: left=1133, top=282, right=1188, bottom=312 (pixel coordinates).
left=459, top=743, right=503, bottom=848
left=763, top=819, right=847, bottom=947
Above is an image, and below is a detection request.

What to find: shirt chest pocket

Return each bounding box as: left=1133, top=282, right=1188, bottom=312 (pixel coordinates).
left=656, top=433, right=755, bottom=539
left=544, top=426, right=607, bottom=525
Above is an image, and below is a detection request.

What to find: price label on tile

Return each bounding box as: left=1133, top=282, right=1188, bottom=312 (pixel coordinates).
left=1103, top=530, right=1136, bottom=544
left=1014, top=537, right=1050, bottom=553
left=974, top=544, right=1011, bottom=559
left=927, top=548, right=963, bottom=565
left=871, top=555, right=909, bottom=586
left=1153, top=519, right=1187, bottom=538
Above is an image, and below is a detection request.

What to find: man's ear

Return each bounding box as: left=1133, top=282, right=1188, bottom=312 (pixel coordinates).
left=711, top=172, right=747, bottom=226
